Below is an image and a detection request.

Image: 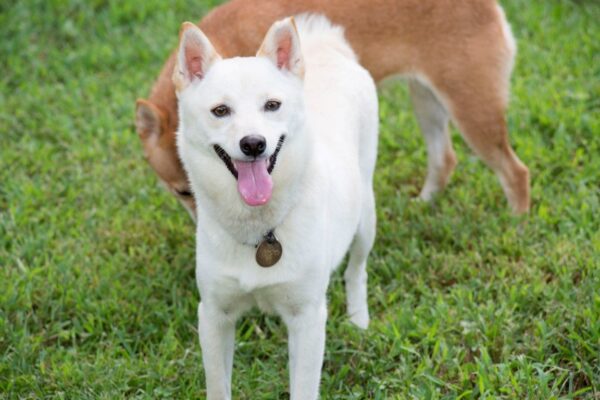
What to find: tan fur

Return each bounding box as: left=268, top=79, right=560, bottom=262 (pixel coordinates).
left=135, top=0, right=530, bottom=216
left=135, top=99, right=196, bottom=214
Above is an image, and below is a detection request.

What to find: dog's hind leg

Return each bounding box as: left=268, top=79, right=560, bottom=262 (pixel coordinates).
left=420, top=11, right=530, bottom=213
left=429, top=72, right=530, bottom=213
left=344, top=189, right=375, bottom=329
left=409, top=79, right=457, bottom=201
left=451, top=99, right=529, bottom=213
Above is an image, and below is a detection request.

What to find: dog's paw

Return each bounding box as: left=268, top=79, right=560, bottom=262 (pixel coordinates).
left=348, top=310, right=369, bottom=329
left=416, top=189, right=435, bottom=202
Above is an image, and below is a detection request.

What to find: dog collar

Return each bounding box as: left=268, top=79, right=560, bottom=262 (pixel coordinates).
left=255, top=230, right=282, bottom=267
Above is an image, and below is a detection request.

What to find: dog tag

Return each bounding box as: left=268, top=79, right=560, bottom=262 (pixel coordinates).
left=256, top=231, right=282, bottom=267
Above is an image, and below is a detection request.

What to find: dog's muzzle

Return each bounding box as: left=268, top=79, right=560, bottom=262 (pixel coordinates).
left=213, top=134, right=286, bottom=179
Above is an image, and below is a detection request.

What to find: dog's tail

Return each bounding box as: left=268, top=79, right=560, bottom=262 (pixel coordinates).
left=293, top=13, right=357, bottom=62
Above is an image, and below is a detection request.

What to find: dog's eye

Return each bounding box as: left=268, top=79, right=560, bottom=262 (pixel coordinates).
left=175, top=188, right=193, bottom=198
left=211, top=105, right=230, bottom=118
left=264, top=100, right=281, bottom=112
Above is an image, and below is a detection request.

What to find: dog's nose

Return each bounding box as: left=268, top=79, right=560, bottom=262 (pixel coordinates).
left=240, top=135, right=266, bottom=157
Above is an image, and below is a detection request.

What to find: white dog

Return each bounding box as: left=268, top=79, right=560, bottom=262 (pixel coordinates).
left=175, top=14, right=378, bottom=399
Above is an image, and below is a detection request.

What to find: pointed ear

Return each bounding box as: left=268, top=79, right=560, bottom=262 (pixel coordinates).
left=135, top=99, right=166, bottom=140
left=257, top=17, right=304, bottom=78
left=173, top=22, right=221, bottom=92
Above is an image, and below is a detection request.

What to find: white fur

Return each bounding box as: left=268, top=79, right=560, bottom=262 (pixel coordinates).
left=409, top=78, right=453, bottom=201
left=176, top=14, right=378, bottom=399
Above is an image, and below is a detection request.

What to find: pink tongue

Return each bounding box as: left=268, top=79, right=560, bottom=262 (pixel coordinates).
left=233, top=159, right=273, bottom=206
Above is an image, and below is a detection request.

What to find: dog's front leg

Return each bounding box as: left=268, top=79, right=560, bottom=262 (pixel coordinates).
left=283, top=300, right=328, bottom=400
left=198, top=301, right=236, bottom=400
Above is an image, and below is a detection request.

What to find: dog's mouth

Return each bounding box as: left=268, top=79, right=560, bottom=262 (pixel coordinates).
left=213, top=135, right=285, bottom=206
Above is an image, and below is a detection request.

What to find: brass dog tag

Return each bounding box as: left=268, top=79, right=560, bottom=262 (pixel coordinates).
left=256, top=231, right=282, bottom=267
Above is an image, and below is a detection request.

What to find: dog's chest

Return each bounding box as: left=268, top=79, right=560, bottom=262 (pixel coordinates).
left=199, top=226, right=330, bottom=313
left=251, top=285, right=302, bottom=315
left=234, top=260, right=299, bottom=293
left=204, top=259, right=321, bottom=319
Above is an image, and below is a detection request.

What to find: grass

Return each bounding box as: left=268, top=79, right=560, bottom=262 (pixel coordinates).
left=0, top=0, right=598, bottom=398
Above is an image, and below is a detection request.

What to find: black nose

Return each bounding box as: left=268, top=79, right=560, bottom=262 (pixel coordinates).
left=240, top=135, right=266, bottom=157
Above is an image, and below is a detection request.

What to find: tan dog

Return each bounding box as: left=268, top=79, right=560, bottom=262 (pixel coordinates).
left=135, top=0, right=530, bottom=219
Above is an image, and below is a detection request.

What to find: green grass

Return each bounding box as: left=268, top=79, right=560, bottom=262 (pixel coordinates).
left=1, top=0, right=598, bottom=398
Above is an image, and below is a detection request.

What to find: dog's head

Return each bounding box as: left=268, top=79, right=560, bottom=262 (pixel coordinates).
left=135, top=98, right=197, bottom=219
left=174, top=18, right=306, bottom=208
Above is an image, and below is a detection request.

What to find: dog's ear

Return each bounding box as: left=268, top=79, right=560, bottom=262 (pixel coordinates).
left=135, top=99, right=167, bottom=140
left=173, top=22, right=221, bottom=92
left=257, top=17, right=304, bottom=79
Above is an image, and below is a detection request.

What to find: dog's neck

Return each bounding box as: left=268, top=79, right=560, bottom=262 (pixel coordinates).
left=198, top=177, right=307, bottom=246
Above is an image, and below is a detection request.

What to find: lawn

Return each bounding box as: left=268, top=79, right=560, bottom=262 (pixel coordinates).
left=0, top=0, right=598, bottom=398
